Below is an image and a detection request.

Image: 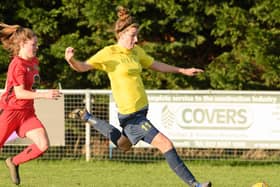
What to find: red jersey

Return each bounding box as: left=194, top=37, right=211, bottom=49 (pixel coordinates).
left=0, top=56, right=40, bottom=110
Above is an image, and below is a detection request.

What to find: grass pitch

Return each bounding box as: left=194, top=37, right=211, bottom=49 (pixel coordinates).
left=0, top=160, right=279, bottom=187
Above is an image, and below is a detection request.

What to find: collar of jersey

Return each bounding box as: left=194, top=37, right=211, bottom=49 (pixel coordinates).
left=114, top=44, right=132, bottom=54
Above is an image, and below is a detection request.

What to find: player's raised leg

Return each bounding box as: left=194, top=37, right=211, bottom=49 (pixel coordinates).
left=69, top=108, right=132, bottom=151
left=5, top=127, right=49, bottom=186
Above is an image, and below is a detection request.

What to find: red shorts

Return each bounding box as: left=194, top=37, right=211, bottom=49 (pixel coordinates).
left=0, top=109, right=44, bottom=147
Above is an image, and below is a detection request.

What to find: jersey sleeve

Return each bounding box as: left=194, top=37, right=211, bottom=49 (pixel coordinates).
left=135, top=45, right=154, bottom=68
left=10, top=61, right=25, bottom=86
left=86, top=48, right=110, bottom=71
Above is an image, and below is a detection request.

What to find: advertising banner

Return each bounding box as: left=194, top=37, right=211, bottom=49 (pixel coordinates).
left=110, top=91, right=280, bottom=149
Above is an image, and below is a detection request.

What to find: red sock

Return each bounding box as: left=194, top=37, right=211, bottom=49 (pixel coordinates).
left=12, top=144, right=44, bottom=165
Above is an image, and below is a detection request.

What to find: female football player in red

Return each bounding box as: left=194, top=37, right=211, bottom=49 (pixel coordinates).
left=0, top=22, right=61, bottom=185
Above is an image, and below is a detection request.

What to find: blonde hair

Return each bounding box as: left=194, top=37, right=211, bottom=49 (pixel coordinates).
left=114, top=6, right=139, bottom=39
left=0, top=22, right=36, bottom=56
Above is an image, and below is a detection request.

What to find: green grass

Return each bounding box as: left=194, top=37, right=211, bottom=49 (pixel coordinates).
left=0, top=160, right=279, bottom=187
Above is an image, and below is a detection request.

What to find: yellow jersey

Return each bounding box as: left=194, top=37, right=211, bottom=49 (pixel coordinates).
left=87, top=44, right=154, bottom=114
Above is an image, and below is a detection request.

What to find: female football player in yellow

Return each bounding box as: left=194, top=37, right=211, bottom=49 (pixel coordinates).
left=65, top=6, right=211, bottom=187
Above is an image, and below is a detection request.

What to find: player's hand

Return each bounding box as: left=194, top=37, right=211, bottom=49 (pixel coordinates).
left=65, top=47, right=75, bottom=62
left=179, top=68, right=204, bottom=76
left=45, top=89, right=62, bottom=100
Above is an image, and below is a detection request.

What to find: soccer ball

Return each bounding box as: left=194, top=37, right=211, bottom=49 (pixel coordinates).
left=251, top=182, right=268, bottom=187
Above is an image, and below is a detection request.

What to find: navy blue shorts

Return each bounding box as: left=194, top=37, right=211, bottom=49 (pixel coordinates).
left=118, top=106, right=159, bottom=145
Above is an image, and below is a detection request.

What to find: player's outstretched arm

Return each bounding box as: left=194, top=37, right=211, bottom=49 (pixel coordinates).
left=64, top=47, right=93, bottom=72
left=149, top=61, right=204, bottom=76
left=14, top=85, right=61, bottom=100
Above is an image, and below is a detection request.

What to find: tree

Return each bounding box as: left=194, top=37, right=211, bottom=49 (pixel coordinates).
left=0, top=0, right=279, bottom=90
left=205, top=0, right=280, bottom=89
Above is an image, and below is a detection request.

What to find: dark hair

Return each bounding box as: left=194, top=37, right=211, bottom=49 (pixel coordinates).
left=114, top=6, right=139, bottom=39
left=0, top=22, right=36, bottom=56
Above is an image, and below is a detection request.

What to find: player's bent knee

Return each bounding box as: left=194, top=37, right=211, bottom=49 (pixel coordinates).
left=117, top=136, right=132, bottom=152
left=35, top=138, right=50, bottom=152
left=151, top=133, right=174, bottom=153
left=118, top=143, right=132, bottom=152
left=37, top=143, right=49, bottom=152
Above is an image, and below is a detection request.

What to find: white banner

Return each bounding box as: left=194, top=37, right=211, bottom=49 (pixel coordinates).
left=110, top=91, right=280, bottom=149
